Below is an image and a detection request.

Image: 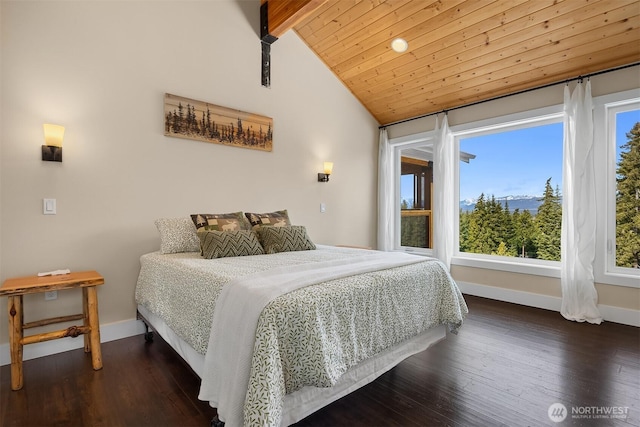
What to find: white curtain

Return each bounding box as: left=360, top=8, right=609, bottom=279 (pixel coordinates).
left=433, top=114, right=455, bottom=269
left=561, top=80, right=602, bottom=324
left=377, top=128, right=394, bottom=251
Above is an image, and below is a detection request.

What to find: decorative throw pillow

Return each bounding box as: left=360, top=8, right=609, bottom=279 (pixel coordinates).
left=190, top=212, right=250, bottom=233
left=244, top=210, right=291, bottom=229
left=256, top=225, right=316, bottom=254
left=198, top=230, right=265, bottom=259
left=155, top=217, right=200, bottom=254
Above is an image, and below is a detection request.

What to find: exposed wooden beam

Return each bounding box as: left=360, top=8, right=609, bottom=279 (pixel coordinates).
left=261, top=0, right=328, bottom=40
left=260, top=0, right=328, bottom=88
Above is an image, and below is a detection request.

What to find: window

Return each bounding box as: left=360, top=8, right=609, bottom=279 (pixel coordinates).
left=400, top=152, right=433, bottom=248
left=597, top=94, right=640, bottom=286
left=613, top=108, right=640, bottom=269
left=455, top=111, right=564, bottom=267
left=391, top=133, right=436, bottom=252
left=386, top=89, right=639, bottom=288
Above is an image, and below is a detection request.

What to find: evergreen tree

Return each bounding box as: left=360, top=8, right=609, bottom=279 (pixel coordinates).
left=486, top=195, right=505, bottom=254
left=493, top=241, right=510, bottom=256
left=467, top=193, right=501, bottom=254
left=185, top=105, right=199, bottom=134
left=237, top=118, right=244, bottom=141
left=500, top=199, right=516, bottom=256
left=165, top=112, right=172, bottom=133
left=535, top=178, right=562, bottom=261
left=466, top=193, right=484, bottom=253
left=459, top=210, right=470, bottom=252
left=212, top=121, right=218, bottom=139
left=172, top=111, right=180, bottom=133
left=511, top=209, right=537, bottom=258
left=616, top=122, right=640, bottom=268
left=185, top=104, right=192, bottom=131
left=174, top=102, right=185, bottom=133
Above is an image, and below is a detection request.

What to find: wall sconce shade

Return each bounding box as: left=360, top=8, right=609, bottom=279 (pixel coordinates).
left=42, top=124, right=65, bottom=162
left=318, top=161, right=334, bottom=182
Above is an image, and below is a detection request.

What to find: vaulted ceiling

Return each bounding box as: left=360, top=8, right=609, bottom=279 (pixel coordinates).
left=264, top=0, right=640, bottom=126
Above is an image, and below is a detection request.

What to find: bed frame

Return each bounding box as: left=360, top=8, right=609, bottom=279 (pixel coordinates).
left=137, top=310, right=223, bottom=426
left=136, top=307, right=447, bottom=426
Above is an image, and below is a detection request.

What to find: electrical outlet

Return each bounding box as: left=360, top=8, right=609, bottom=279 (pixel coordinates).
left=45, top=291, right=58, bottom=301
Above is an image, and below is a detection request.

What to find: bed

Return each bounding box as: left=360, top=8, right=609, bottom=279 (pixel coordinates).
left=135, top=215, right=468, bottom=427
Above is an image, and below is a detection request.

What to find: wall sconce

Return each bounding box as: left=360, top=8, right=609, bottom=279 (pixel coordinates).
left=42, top=124, right=65, bottom=162
left=318, top=162, right=333, bottom=182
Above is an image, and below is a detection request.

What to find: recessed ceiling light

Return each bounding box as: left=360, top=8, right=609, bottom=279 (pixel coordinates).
left=391, top=38, right=408, bottom=53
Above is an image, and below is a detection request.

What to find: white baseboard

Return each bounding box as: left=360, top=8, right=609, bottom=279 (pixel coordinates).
left=458, top=281, right=640, bottom=327
left=0, top=318, right=147, bottom=366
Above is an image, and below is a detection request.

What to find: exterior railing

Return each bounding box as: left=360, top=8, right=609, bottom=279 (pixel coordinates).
left=400, top=209, right=432, bottom=248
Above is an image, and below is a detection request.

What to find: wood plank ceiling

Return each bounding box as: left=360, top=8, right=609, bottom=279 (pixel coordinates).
left=289, top=0, right=640, bottom=125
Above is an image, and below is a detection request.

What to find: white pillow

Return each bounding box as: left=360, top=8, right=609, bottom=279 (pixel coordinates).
left=155, top=217, right=200, bottom=254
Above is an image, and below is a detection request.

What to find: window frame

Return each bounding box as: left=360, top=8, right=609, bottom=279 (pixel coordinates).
left=593, top=88, right=640, bottom=288
left=390, top=131, right=437, bottom=255
left=450, top=105, right=565, bottom=278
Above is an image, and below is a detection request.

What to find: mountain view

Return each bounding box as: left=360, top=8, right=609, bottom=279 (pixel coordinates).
left=460, top=195, right=546, bottom=214
left=402, top=194, right=548, bottom=214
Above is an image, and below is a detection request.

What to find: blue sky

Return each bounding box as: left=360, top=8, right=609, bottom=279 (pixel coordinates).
left=456, top=109, right=639, bottom=201
left=459, top=123, right=564, bottom=201
left=617, top=109, right=639, bottom=160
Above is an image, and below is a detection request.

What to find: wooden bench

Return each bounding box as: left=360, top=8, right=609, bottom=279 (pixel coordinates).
left=0, top=270, right=104, bottom=390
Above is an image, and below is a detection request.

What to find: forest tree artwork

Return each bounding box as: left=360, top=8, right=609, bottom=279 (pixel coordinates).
left=164, top=93, right=273, bottom=152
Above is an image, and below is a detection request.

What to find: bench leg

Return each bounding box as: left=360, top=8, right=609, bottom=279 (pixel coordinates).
left=82, top=287, right=91, bottom=353
left=85, top=286, right=103, bottom=370
left=8, top=295, right=24, bottom=390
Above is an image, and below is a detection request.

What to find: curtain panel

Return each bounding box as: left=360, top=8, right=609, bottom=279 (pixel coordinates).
left=433, top=115, right=455, bottom=269
left=561, top=80, right=602, bottom=324
left=377, top=128, right=394, bottom=251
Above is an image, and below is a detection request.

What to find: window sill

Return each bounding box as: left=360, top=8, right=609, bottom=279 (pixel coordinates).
left=399, top=247, right=434, bottom=257
left=451, top=254, right=561, bottom=278
left=595, top=270, right=640, bottom=288
left=451, top=255, right=639, bottom=288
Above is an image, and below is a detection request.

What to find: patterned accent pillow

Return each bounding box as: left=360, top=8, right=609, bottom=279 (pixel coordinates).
left=256, top=225, right=316, bottom=254
left=191, top=212, right=250, bottom=233
left=198, top=230, right=265, bottom=259
left=245, top=210, right=291, bottom=229
left=155, top=217, right=200, bottom=254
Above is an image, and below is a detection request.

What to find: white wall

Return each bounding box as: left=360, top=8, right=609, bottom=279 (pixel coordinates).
left=0, top=0, right=379, bottom=347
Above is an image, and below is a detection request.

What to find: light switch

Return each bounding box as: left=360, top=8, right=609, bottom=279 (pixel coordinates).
left=320, top=203, right=326, bottom=213
left=43, top=198, right=56, bottom=215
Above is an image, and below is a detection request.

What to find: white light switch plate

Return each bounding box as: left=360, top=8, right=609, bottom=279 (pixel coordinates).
left=43, top=198, right=56, bottom=215
left=320, top=203, right=326, bottom=213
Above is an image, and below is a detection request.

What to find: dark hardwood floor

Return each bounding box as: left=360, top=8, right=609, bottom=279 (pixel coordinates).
left=1, top=295, right=638, bottom=427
